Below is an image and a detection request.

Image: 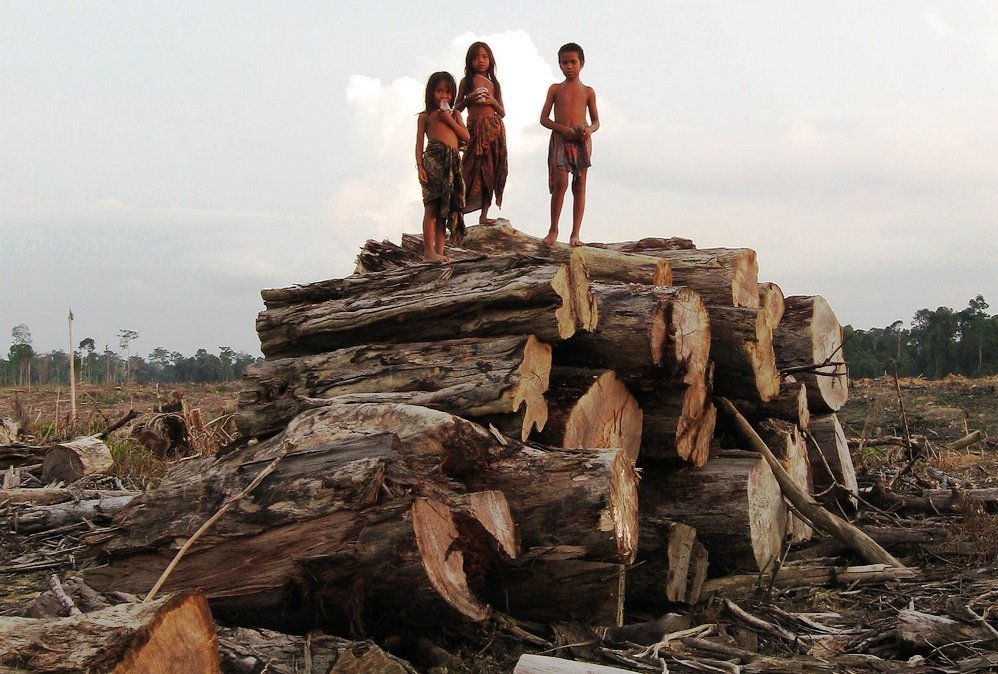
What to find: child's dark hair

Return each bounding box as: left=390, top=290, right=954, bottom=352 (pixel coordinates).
left=460, top=41, right=502, bottom=104
left=558, top=42, right=585, bottom=64
left=423, top=71, right=457, bottom=113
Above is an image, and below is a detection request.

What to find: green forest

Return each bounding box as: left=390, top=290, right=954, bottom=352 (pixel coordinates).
left=2, top=295, right=995, bottom=386
left=1, top=325, right=261, bottom=386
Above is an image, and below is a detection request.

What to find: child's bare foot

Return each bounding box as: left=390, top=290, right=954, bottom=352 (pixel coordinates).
left=423, top=252, right=450, bottom=264
left=542, top=231, right=558, bottom=248
left=569, top=236, right=585, bottom=247
left=479, top=216, right=497, bottom=225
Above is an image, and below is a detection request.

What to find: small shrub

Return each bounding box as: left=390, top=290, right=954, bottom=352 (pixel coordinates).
left=107, top=437, right=168, bottom=484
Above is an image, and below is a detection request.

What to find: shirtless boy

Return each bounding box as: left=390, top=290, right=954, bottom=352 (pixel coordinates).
left=540, top=42, right=600, bottom=247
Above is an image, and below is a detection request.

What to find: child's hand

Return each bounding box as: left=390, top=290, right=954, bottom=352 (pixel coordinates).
left=417, top=165, right=427, bottom=184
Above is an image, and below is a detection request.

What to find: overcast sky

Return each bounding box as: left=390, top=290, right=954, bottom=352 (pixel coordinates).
left=2, top=1, right=996, bottom=359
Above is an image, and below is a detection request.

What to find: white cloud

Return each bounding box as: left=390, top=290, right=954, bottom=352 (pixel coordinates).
left=922, top=10, right=953, bottom=39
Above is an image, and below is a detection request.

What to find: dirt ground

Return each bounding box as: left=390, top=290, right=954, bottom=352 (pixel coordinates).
left=3, top=377, right=998, bottom=672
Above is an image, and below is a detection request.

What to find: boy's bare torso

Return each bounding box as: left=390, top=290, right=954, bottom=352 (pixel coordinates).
left=423, top=111, right=461, bottom=148
left=551, top=80, right=593, bottom=130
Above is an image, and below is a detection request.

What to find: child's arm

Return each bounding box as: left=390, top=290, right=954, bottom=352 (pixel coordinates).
left=581, top=87, right=600, bottom=139
left=454, top=77, right=470, bottom=112
left=485, top=90, right=505, bottom=118
left=415, top=112, right=428, bottom=183
left=449, top=109, right=471, bottom=144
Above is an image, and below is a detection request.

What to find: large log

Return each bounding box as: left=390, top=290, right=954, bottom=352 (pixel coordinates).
left=758, top=281, right=785, bottom=329
left=807, top=413, right=859, bottom=509
left=605, top=240, right=759, bottom=308
left=531, top=367, right=642, bottom=464
left=753, top=419, right=813, bottom=542
left=627, top=516, right=708, bottom=608
left=706, top=305, right=780, bottom=402
left=555, top=283, right=710, bottom=390
left=773, top=295, right=849, bottom=412
left=235, top=335, right=552, bottom=441
left=444, top=223, right=674, bottom=285
left=256, top=255, right=596, bottom=359
left=633, top=383, right=716, bottom=467
left=85, top=403, right=638, bottom=632
left=641, top=453, right=788, bottom=573
left=41, top=436, right=113, bottom=484
left=0, top=592, right=220, bottom=674
left=12, top=493, right=136, bottom=533
left=725, top=376, right=809, bottom=431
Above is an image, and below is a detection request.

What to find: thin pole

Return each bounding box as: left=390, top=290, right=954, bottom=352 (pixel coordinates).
left=68, top=309, right=77, bottom=426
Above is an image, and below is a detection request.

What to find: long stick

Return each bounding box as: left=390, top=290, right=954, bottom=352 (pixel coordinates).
left=718, top=397, right=906, bottom=569
left=144, top=440, right=294, bottom=602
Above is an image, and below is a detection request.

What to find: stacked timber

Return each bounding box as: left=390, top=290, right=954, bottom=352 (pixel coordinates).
left=83, top=220, right=855, bottom=636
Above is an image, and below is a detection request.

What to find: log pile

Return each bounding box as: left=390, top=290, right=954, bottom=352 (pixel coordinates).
left=82, top=220, right=855, bottom=638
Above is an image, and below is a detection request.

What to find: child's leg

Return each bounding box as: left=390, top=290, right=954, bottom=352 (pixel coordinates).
left=544, top=168, right=569, bottom=247
left=569, top=169, right=588, bottom=247
left=422, top=203, right=448, bottom=263
left=479, top=188, right=496, bottom=224
left=434, top=222, right=447, bottom=257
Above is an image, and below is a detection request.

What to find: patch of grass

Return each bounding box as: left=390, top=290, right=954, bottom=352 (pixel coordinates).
left=107, top=437, right=168, bottom=484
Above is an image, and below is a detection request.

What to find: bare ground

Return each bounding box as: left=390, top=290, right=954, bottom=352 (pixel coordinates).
left=3, top=378, right=998, bottom=672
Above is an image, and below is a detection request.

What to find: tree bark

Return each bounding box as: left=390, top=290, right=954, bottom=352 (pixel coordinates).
left=896, top=609, right=998, bottom=652
left=236, top=335, right=552, bottom=441
left=807, top=413, right=859, bottom=510
left=641, top=454, right=788, bottom=573
left=634, top=385, right=717, bottom=467
left=706, top=305, right=780, bottom=402
left=257, top=255, right=596, bottom=359
left=773, top=295, right=849, bottom=412
left=724, top=377, right=810, bottom=431
left=604, top=241, right=759, bottom=308
left=0, top=592, right=220, bottom=674
left=41, top=436, right=113, bottom=484
left=13, top=494, right=136, bottom=533
left=532, top=367, right=642, bottom=465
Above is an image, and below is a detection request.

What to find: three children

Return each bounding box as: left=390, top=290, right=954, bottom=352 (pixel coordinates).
left=416, top=41, right=598, bottom=263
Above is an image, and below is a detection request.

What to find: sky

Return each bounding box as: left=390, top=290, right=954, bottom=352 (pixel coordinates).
left=2, top=1, right=997, bottom=359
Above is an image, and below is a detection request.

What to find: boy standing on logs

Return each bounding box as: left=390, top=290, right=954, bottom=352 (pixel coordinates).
left=541, top=42, right=600, bottom=248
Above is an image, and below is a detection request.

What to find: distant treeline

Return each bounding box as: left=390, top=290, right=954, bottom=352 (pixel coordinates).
left=3, top=324, right=261, bottom=386
left=844, top=295, right=997, bottom=379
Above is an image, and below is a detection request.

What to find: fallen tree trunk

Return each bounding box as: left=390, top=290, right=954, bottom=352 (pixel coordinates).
left=41, top=436, right=113, bottom=484
left=773, top=295, right=849, bottom=412
left=605, top=241, right=759, bottom=309
left=216, top=626, right=418, bottom=674
left=257, top=255, right=596, bottom=359
left=12, top=493, right=136, bottom=533
left=641, top=453, right=787, bottom=573
left=705, top=305, right=780, bottom=402
left=702, top=562, right=917, bottom=598
left=0, top=592, right=220, bottom=674
left=627, top=516, right=708, bottom=608
left=0, top=488, right=138, bottom=506
left=896, top=609, right=998, bottom=652
left=807, top=413, right=859, bottom=510
left=236, top=334, right=552, bottom=441
left=531, top=367, right=642, bottom=464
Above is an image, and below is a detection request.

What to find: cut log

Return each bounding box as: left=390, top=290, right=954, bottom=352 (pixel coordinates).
left=605, top=241, right=759, bottom=308
left=531, top=368, right=642, bottom=464
left=217, top=626, right=418, bottom=674
left=13, top=494, right=136, bottom=533
left=706, top=305, right=780, bottom=402
left=627, top=516, right=709, bottom=608
left=773, top=295, right=849, bottom=412
left=634, top=384, right=716, bottom=467
left=555, top=283, right=710, bottom=390
left=641, top=454, right=788, bottom=573
left=896, top=609, right=998, bottom=652
left=0, top=488, right=138, bottom=506
left=0, top=592, right=220, bottom=674
left=758, top=281, right=785, bottom=329
left=807, top=413, right=859, bottom=509
left=41, top=436, right=113, bottom=484
left=236, top=334, right=552, bottom=441
left=513, top=653, right=638, bottom=673
left=85, top=403, right=637, bottom=633
left=445, top=223, right=674, bottom=285
left=485, top=547, right=626, bottom=626
left=754, top=419, right=813, bottom=542
left=725, top=376, right=809, bottom=431
left=702, top=563, right=917, bottom=598
left=257, top=255, right=596, bottom=359
left=0, top=444, right=46, bottom=470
